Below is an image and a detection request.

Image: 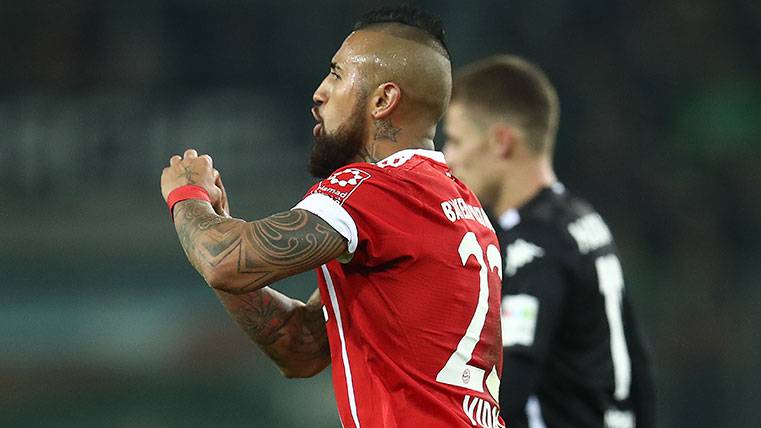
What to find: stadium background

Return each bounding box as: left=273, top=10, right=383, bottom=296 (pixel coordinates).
left=1, top=0, right=759, bottom=426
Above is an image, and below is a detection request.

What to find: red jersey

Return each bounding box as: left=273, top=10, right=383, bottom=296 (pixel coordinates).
left=293, top=149, right=504, bottom=428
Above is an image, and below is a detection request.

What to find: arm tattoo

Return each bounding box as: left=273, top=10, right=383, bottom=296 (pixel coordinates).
left=173, top=202, right=335, bottom=375
left=174, top=200, right=346, bottom=293
left=373, top=118, right=401, bottom=142
left=213, top=287, right=329, bottom=374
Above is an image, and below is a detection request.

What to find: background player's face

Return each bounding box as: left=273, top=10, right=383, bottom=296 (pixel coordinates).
left=309, top=33, right=372, bottom=178
left=443, top=102, right=501, bottom=206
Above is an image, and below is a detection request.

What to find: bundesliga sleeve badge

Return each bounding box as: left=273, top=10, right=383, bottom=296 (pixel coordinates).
left=311, top=167, right=372, bottom=206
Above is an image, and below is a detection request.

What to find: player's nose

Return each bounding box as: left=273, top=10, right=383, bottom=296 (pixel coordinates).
left=313, top=81, right=328, bottom=105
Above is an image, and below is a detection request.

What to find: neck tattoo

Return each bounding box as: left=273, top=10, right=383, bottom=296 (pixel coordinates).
left=359, top=146, right=379, bottom=163
left=373, top=118, right=401, bottom=142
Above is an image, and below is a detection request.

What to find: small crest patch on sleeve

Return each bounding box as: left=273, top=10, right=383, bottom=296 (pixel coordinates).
left=501, top=294, right=539, bottom=347
left=310, top=167, right=372, bottom=205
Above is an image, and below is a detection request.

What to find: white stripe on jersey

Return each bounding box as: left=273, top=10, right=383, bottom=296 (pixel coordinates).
left=322, top=265, right=361, bottom=428
left=526, top=396, right=547, bottom=428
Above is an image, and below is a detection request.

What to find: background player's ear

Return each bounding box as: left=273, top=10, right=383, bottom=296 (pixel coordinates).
left=371, top=82, right=401, bottom=119
left=489, top=123, right=516, bottom=159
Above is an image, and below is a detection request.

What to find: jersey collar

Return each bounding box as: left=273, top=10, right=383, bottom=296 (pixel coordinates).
left=497, top=182, right=565, bottom=230
left=378, top=149, right=447, bottom=165
left=498, top=209, right=521, bottom=230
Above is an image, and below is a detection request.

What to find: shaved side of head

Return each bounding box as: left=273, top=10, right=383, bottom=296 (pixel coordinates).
left=359, top=21, right=449, bottom=59
left=344, top=27, right=451, bottom=123
left=350, top=7, right=452, bottom=125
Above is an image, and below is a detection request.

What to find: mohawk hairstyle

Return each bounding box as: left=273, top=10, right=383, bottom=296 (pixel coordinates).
left=353, top=5, right=450, bottom=59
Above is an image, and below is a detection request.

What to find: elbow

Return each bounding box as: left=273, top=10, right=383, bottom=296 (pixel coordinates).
left=278, top=356, right=329, bottom=379
left=205, top=266, right=244, bottom=294
left=280, top=367, right=312, bottom=379
left=204, top=263, right=271, bottom=295
left=279, top=364, right=323, bottom=379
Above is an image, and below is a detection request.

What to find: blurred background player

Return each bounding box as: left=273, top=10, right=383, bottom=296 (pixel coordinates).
left=443, top=55, right=655, bottom=428
left=160, top=7, right=505, bottom=428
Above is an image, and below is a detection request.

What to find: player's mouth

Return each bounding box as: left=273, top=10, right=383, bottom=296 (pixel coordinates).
left=311, top=107, right=323, bottom=137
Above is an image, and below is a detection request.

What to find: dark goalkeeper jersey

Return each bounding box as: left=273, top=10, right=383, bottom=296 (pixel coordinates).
left=495, top=184, right=654, bottom=428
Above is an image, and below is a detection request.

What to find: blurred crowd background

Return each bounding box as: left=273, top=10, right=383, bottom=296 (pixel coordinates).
left=1, top=0, right=759, bottom=427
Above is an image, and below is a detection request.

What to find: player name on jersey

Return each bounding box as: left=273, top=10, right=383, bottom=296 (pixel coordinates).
left=463, top=395, right=505, bottom=428
left=441, top=197, right=495, bottom=231
left=567, top=213, right=613, bottom=254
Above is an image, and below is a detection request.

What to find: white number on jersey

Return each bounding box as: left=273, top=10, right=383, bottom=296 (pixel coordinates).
left=436, top=232, right=502, bottom=393
left=595, top=254, right=632, bottom=400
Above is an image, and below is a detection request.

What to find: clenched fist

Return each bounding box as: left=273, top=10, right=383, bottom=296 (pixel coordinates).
left=161, top=149, right=226, bottom=215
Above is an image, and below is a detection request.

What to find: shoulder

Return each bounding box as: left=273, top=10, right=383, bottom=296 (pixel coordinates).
left=303, top=163, right=387, bottom=207
left=509, top=187, right=615, bottom=259
left=556, top=192, right=617, bottom=256
left=305, top=151, right=448, bottom=205
left=521, top=187, right=589, bottom=229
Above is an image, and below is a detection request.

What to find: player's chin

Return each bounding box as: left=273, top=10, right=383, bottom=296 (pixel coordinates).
left=307, top=150, right=333, bottom=179
left=308, top=150, right=356, bottom=179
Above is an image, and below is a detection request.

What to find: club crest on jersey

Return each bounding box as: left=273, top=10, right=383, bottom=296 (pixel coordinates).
left=328, top=168, right=368, bottom=187
left=312, top=167, right=371, bottom=205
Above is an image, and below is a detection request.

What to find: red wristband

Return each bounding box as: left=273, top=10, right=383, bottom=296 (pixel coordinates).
left=167, top=185, right=211, bottom=221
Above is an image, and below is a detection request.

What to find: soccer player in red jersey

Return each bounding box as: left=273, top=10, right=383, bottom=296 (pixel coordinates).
left=160, top=6, right=505, bottom=428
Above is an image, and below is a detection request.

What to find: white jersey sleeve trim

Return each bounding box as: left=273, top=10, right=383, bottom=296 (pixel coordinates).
left=292, top=193, right=359, bottom=254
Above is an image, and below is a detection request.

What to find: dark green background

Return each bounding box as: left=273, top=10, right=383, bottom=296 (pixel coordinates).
left=2, top=1, right=759, bottom=426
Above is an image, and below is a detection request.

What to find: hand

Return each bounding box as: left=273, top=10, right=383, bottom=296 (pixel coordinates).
left=161, top=149, right=222, bottom=207
left=213, top=171, right=231, bottom=218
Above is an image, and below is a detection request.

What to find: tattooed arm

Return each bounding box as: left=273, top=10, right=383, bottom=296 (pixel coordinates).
left=173, top=200, right=347, bottom=294
left=173, top=203, right=337, bottom=376
left=161, top=150, right=339, bottom=376
left=214, top=287, right=330, bottom=378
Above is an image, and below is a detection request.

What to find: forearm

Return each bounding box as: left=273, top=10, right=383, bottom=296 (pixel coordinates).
left=172, top=200, right=346, bottom=294
left=214, top=287, right=330, bottom=378
left=173, top=200, right=244, bottom=286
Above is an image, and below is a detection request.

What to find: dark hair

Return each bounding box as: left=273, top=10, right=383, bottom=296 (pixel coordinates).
left=453, top=55, right=560, bottom=155
left=353, top=5, right=449, bottom=59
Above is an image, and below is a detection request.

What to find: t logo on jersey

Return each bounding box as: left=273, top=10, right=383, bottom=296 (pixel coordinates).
left=312, top=167, right=371, bottom=205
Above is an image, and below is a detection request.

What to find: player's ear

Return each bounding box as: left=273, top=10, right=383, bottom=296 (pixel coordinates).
left=488, top=123, right=516, bottom=159
left=370, top=82, right=401, bottom=119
